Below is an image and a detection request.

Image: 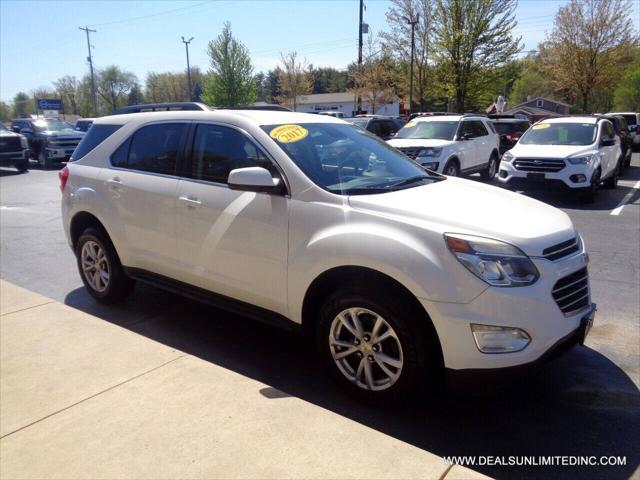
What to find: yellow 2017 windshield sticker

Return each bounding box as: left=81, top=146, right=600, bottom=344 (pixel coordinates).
left=270, top=124, right=309, bottom=143
left=532, top=123, right=550, bottom=130
left=405, top=120, right=417, bottom=128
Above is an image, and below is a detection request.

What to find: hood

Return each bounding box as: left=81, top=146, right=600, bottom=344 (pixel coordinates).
left=348, top=177, right=575, bottom=257
left=387, top=138, right=454, bottom=148
left=0, top=130, right=20, bottom=138
left=510, top=144, right=595, bottom=158
left=42, top=129, right=84, bottom=138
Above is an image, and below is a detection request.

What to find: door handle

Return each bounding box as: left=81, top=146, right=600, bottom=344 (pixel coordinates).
left=106, top=177, right=122, bottom=186
left=178, top=195, right=202, bottom=207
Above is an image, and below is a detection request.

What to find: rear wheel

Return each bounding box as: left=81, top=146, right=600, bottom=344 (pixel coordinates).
left=75, top=227, right=135, bottom=303
left=443, top=159, right=459, bottom=177
left=316, top=290, right=438, bottom=404
left=480, top=152, right=499, bottom=180
left=15, top=157, right=29, bottom=172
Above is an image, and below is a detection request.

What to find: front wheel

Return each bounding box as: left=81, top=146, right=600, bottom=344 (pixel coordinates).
left=603, top=160, right=620, bottom=189
left=38, top=150, right=52, bottom=169
left=75, top=227, right=135, bottom=303
left=316, top=291, right=434, bottom=403
left=443, top=160, right=459, bottom=177
left=580, top=168, right=601, bottom=203
left=15, top=157, right=29, bottom=172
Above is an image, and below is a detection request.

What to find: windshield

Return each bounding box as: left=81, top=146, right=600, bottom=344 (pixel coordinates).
left=0, top=124, right=8, bottom=132
left=33, top=119, right=74, bottom=132
left=395, top=120, right=458, bottom=140
left=494, top=122, right=530, bottom=135
left=347, top=118, right=369, bottom=128
left=520, top=123, right=597, bottom=146
left=263, top=123, right=442, bottom=195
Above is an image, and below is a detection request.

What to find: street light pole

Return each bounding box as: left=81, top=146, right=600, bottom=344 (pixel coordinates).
left=79, top=26, right=98, bottom=116
left=356, top=0, right=364, bottom=114
left=404, top=15, right=419, bottom=115
left=181, top=36, right=194, bottom=101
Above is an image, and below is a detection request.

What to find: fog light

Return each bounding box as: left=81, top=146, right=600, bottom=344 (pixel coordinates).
left=470, top=324, right=531, bottom=353
left=421, top=162, right=439, bottom=171
left=499, top=170, right=508, bottom=178
left=570, top=174, right=587, bottom=183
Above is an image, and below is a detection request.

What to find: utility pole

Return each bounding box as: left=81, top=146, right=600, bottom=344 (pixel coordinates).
left=356, top=0, right=364, bottom=114
left=182, top=36, right=194, bottom=101
left=404, top=15, right=419, bottom=115
left=79, top=26, right=98, bottom=116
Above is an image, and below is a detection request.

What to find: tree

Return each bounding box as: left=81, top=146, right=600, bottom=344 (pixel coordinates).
left=12, top=92, right=33, bottom=118
left=277, top=51, right=313, bottom=110
left=97, top=66, right=139, bottom=113
left=0, top=101, right=11, bottom=122
left=202, top=22, right=256, bottom=107
left=509, top=56, right=554, bottom=104
left=613, top=61, right=640, bottom=111
left=539, top=0, right=636, bottom=113
left=432, top=0, right=521, bottom=112
left=381, top=0, right=434, bottom=111
left=127, top=84, right=144, bottom=105
left=53, top=76, right=80, bottom=114
left=309, top=66, right=349, bottom=94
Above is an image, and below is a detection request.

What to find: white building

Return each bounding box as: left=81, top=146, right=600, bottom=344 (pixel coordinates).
left=293, top=92, right=400, bottom=117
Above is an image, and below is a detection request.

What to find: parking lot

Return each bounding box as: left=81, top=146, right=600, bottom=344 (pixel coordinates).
left=1, top=156, right=639, bottom=479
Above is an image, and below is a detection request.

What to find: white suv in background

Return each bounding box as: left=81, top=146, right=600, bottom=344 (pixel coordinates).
left=387, top=115, right=500, bottom=179
left=498, top=116, right=622, bottom=201
left=607, top=112, right=639, bottom=150
left=61, top=110, right=595, bottom=402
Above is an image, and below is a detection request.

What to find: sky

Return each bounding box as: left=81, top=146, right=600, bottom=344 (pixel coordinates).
left=1, top=0, right=638, bottom=103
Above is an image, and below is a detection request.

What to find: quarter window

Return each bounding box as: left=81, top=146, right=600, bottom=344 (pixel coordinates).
left=188, top=124, right=273, bottom=183
left=124, top=123, right=187, bottom=175
left=71, top=124, right=121, bottom=161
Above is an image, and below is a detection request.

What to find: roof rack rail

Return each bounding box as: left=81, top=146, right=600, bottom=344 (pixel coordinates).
left=110, top=102, right=211, bottom=115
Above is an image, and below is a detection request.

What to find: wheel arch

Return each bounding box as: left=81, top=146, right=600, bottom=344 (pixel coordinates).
left=69, top=211, right=109, bottom=250
left=301, top=265, right=444, bottom=367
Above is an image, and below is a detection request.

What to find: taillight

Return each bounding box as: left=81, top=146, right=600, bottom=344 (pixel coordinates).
left=636, top=125, right=640, bottom=134
left=59, top=166, right=69, bottom=192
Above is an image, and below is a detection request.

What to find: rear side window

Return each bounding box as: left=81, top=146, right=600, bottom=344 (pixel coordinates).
left=124, top=123, right=187, bottom=175
left=70, top=124, right=122, bottom=161
left=188, top=124, right=273, bottom=183
left=622, top=114, right=637, bottom=126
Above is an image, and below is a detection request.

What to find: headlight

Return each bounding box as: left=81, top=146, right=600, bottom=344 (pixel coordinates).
left=417, top=147, right=442, bottom=157
left=502, top=151, right=514, bottom=162
left=444, top=233, right=539, bottom=287
left=20, top=136, right=28, bottom=148
left=568, top=153, right=598, bottom=165
left=421, top=161, right=439, bottom=171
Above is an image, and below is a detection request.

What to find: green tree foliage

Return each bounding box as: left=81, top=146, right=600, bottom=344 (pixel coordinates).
left=145, top=68, right=205, bottom=103
left=97, top=66, right=140, bottom=113
left=127, top=84, right=144, bottom=105
left=539, top=0, right=637, bottom=113
left=509, top=56, right=555, bottom=104
left=381, top=0, right=433, bottom=111
left=0, top=101, right=11, bottom=122
left=202, top=22, right=256, bottom=107
left=53, top=76, right=80, bottom=114
left=309, top=66, right=349, bottom=94
left=432, top=0, right=521, bottom=112
left=613, top=60, right=640, bottom=111
left=12, top=92, right=33, bottom=118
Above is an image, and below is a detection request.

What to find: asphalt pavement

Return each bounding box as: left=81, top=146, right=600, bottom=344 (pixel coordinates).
left=0, top=154, right=638, bottom=479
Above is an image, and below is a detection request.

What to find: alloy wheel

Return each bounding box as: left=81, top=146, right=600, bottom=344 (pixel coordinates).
left=329, top=307, right=404, bottom=391
left=81, top=240, right=110, bottom=292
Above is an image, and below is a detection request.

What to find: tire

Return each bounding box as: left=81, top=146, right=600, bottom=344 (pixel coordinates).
left=75, top=227, right=135, bottom=303
left=443, top=159, right=459, bottom=177
left=580, top=168, right=601, bottom=203
left=316, top=289, right=438, bottom=404
left=603, top=160, right=620, bottom=190
left=480, top=152, right=498, bottom=181
left=15, top=157, right=29, bottom=172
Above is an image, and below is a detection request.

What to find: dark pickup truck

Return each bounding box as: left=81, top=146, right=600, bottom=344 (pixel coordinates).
left=10, top=118, right=84, bottom=168
left=0, top=124, right=30, bottom=172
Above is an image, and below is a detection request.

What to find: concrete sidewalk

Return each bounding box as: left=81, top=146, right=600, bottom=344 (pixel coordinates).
left=0, top=280, right=488, bottom=479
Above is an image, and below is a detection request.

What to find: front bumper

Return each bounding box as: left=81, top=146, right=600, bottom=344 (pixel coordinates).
left=0, top=149, right=29, bottom=166
left=45, top=147, right=76, bottom=161
left=497, top=159, right=592, bottom=190
left=419, top=247, right=592, bottom=373
left=445, top=304, right=595, bottom=393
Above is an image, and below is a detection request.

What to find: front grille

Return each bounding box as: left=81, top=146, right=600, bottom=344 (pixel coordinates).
left=398, top=147, right=420, bottom=160
left=552, top=267, right=590, bottom=315
left=49, top=138, right=81, bottom=148
left=0, top=137, right=22, bottom=152
left=543, top=237, right=580, bottom=261
left=514, top=158, right=566, bottom=173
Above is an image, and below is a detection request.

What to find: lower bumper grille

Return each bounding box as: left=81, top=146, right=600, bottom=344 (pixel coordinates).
left=514, top=158, right=566, bottom=173
left=552, top=267, right=590, bottom=315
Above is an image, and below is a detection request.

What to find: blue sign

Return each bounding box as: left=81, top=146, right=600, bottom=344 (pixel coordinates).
left=37, top=99, right=62, bottom=110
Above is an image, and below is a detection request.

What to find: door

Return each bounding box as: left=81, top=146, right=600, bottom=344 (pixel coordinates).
left=599, top=121, right=618, bottom=176
left=470, top=120, right=492, bottom=167
left=175, top=123, right=289, bottom=316
left=457, top=121, right=478, bottom=170
left=101, top=122, right=188, bottom=277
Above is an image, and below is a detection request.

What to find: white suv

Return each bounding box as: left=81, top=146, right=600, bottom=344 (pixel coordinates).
left=498, top=116, right=622, bottom=201
left=61, top=111, right=595, bottom=401
left=387, top=115, right=500, bottom=179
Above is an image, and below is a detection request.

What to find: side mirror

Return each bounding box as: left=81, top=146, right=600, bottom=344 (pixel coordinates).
left=228, top=167, right=286, bottom=195
left=459, top=133, right=473, bottom=141
left=11, top=126, right=21, bottom=133
left=601, top=137, right=615, bottom=147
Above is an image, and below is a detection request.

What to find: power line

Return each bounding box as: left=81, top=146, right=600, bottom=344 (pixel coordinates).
left=88, top=1, right=210, bottom=28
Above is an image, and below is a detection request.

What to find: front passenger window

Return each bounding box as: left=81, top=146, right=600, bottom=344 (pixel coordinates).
left=189, top=124, right=274, bottom=183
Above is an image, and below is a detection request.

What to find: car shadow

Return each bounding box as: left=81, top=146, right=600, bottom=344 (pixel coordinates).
left=0, top=168, right=27, bottom=177
left=64, top=285, right=640, bottom=479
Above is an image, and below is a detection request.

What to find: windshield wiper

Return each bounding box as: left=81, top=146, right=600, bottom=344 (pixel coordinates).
left=386, top=174, right=442, bottom=188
